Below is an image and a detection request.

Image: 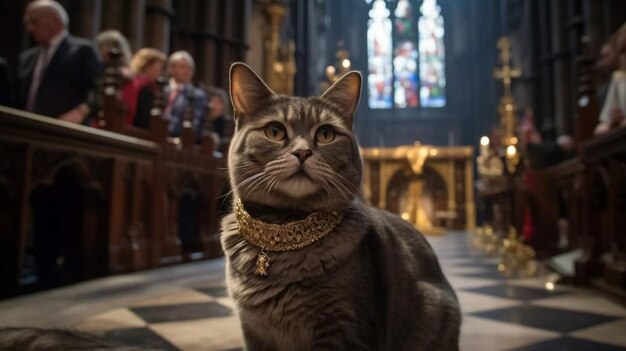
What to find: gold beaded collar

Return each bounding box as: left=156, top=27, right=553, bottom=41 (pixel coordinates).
left=235, top=198, right=344, bottom=276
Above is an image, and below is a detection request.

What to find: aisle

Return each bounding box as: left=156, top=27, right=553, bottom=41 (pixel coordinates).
left=0, top=231, right=625, bottom=350
left=433, top=232, right=626, bottom=351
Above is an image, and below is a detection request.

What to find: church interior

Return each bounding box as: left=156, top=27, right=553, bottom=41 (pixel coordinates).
left=1, top=0, right=626, bottom=349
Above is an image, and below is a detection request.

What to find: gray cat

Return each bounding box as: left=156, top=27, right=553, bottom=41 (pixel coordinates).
left=221, top=62, right=461, bottom=351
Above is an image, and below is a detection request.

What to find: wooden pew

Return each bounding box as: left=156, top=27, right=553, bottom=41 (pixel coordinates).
left=0, top=105, right=227, bottom=298
left=547, top=158, right=586, bottom=254
left=578, top=127, right=626, bottom=289
left=96, top=63, right=226, bottom=264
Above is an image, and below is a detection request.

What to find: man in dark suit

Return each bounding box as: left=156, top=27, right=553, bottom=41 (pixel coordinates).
left=164, top=51, right=207, bottom=144
left=17, top=0, right=100, bottom=123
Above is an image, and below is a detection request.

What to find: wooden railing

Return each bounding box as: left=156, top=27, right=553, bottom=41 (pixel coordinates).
left=0, top=105, right=228, bottom=298
left=576, top=127, right=626, bottom=288
left=480, top=127, right=626, bottom=291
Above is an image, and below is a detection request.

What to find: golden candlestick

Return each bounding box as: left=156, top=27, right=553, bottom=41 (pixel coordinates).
left=320, top=46, right=352, bottom=93
left=474, top=38, right=535, bottom=278
left=263, top=1, right=296, bottom=95
left=492, top=36, right=523, bottom=174
left=493, top=37, right=522, bottom=99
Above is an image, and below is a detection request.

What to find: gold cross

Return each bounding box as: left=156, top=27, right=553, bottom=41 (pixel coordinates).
left=493, top=37, right=521, bottom=98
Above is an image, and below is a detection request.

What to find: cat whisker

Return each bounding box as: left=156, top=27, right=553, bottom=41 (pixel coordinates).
left=227, top=161, right=257, bottom=170
left=317, top=162, right=356, bottom=200
left=232, top=172, right=267, bottom=200
left=244, top=173, right=274, bottom=200
left=232, top=167, right=259, bottom=177
left=324, top=169, right=353, bottom=201
left=264, top=163, right=293, bottom=175
left=320, top=177, right=334, bottom=199
left=239, top=177, right=267, bottom=200
left=235, top=168, right=261, bottom=183
left=271, top=175, right=283, bottom=194
left=235, top=171, right=266, bottom=188
left=332, top=171, right=356, bottom=189
left=326, top=176, right=352, bottom=201
left=262, top=174, right=276, bottom=195
left=220, top=164, right=265, bottom=208
left=306, top=168, right=333, bottom=199
left=266, top=174, right=283, bottom=195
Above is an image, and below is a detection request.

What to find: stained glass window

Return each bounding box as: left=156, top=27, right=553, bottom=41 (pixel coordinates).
left=366, top=0, right=446, bottom=109
left=418, top=0, right=446, bottom=107
left=367, top=0, right=393, bottom=108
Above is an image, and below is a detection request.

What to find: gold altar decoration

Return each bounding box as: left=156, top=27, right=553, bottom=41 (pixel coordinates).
left=471, top=224, right=501, bottom=255
left=493, top=36, right=522, bottom=174
left=471, top=225, right=538, bottom=278
left=361, top=144, right=475, bottom=235
left=498, top=227, right=538, bottom=277
left=477, top=37, right=523, bottom=178
left=476, top=136, right=504, bottom=178
left=473, top=38, right=537, bottom=278
left=320, top=46, right=352, bottom=93
left=263, top=1, right=296, bottom=95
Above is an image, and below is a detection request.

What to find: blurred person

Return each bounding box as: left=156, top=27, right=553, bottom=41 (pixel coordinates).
left=84, top=29, right=133, bottom=127
left=17, top=0, right=100, bottom=122
left=203, top=86, right=232, bottom=156
left=526, top=135, right=575, bottom=169
left=94, top=29, right=132, bottom=78
left=165, top=51, right=207, bottom=144
left=205, top=86, right=229, bottom=139
left=121, top=48, right=166, bottom=128
left=595, top=39, right=619, bottom=107
left=595, top=23, right=626, bottom=135
left=522, top=110, right=575, bottom=169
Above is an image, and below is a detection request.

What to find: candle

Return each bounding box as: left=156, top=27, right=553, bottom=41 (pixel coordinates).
left=480, top=136, right=490, bottom=157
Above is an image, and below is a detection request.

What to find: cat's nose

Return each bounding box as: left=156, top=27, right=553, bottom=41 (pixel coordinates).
left=292, top=149, right=312, bottom=163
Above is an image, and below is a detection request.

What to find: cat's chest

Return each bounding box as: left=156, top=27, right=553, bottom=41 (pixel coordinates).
left=239, top=279, right=350, bottom=333
left=232, top=250, right=368, bottom=320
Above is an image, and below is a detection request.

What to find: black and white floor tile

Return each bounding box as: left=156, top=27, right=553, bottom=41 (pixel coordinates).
left=1, top=231, right=625, bottom=350
left=433, top=232, right=626, bottom=351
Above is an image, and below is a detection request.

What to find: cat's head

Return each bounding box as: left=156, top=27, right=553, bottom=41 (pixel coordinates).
left=228, top=62, right=362, bottom=212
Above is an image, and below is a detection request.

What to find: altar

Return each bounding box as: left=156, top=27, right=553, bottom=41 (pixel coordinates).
left=361, top=144, right=475, bottom=235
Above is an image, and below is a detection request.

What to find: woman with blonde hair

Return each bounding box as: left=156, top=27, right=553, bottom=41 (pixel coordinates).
left=595, top=23, right=626, bottom=135
left=122, top=48, right=166, bottom=127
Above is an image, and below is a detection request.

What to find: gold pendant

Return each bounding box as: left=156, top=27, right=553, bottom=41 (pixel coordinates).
left=254, top=249, right=270, bottom=276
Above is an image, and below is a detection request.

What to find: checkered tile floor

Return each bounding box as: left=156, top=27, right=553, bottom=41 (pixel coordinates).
left=73, top=232, right=626, bottom=350
left=2, top=232, right=625, bottom=350
left=435, top=233, right=626, bottom=351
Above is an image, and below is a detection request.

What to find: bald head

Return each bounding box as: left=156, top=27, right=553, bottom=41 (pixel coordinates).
left=24, top=0, right=68, bottom=45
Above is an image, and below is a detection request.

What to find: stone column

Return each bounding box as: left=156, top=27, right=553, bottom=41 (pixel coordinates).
left=582, top=0, right=602, bottom=54
left=550, top=0, right=573, bottom=136
left=76, top=0, right=102, bottom=39
left=126, top=0, right=146, bottom=51
left=101, top=0, right=125, bottom=32
left=144, top=0, right=173, bottom=53
left=198, top=0, right=220, bottom=86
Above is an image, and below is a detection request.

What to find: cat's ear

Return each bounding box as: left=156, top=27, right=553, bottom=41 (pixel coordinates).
left=229, top=62, right=277, bottom=119
left=321, top=71, right=362, bottom=120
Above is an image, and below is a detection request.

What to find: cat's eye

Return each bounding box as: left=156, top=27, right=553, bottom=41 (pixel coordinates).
left=264, top=122, right=287, bottom=141
left=315, top=125, right=336, bottom=144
